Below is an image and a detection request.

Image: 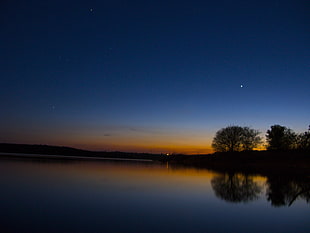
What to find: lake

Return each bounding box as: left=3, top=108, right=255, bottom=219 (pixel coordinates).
left=0, top=156, right=309, bottom=233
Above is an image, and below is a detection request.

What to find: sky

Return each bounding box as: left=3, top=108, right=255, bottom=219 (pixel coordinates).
left=0, top=0, right=309, bottom=154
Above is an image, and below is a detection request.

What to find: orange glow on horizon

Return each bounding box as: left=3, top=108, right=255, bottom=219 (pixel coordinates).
left=73, top=143, right=214, bottom=155
left=43, top=129, right=216, bottom=154
left=4, top=127, right=215, bottom=154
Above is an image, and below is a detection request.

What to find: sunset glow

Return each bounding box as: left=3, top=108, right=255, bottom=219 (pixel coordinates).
left=0, top=0, right=308, bottom=154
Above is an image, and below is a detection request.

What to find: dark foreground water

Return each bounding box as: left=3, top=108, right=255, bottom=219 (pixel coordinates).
left=0, top=156, right=309, bottom=233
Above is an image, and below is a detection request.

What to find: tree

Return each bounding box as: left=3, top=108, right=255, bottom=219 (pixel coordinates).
left=212, top=126, right=261, bottom=152
left=297, top=125, right=310, bottom=151
left=266, top=125, right=297, bottom=151
left=242, top=127, right=263, bottom=151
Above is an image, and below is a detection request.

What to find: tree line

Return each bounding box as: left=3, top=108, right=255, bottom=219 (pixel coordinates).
left=212, top=125, right=310, bottom=152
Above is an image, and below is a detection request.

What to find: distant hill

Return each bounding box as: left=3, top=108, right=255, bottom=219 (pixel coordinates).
left=0, top=143, right=166, bottom=161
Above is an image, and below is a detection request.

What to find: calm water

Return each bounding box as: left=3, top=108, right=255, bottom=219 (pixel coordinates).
left=0, top=156, right=309, bottom=233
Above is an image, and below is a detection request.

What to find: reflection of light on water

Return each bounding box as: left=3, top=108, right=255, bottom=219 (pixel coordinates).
left=1, top=158, right=309, bottom=232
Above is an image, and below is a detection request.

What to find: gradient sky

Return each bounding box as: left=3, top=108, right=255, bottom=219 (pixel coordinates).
left=1, top=0, right=309, bottom=154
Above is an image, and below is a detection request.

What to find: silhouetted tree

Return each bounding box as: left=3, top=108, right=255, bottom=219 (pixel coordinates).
left=297, top=125, right=310, bottom=151
left=242, top=127, right=262, bottom=151
left=266, top=125, right=297, bottom=151
left=212, top=126, right=261, bottom=152
left=211, top=173, right=262, bottom=203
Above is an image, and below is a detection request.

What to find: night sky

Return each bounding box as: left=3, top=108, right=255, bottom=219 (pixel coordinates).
left=1, top=0, right=309, bottom=154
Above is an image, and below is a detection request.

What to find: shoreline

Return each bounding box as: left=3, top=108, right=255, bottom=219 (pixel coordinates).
left=0, top=152, right=154, bottom=162
left=167, top=151, right=310, bottom=177
left=1, top=143, right=309, bottom=176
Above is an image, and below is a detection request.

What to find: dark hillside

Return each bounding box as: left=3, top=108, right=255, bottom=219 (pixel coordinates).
left=0, top=143, right=166, bottom=161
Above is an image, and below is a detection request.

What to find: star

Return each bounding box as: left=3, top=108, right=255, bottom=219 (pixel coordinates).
left=240, top=84, right=243, bottom=88
left=90, top=8, right=93, bottom=12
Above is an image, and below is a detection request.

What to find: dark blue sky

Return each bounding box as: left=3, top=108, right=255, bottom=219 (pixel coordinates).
left=1, top=0, right=309, bottom=153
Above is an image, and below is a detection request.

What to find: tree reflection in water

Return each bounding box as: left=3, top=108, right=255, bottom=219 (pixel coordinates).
left=266, top=176, right=310, bottom=207
left=211, top=172, right=310, bottom=207
left=211, top=173, right=262, bottom=203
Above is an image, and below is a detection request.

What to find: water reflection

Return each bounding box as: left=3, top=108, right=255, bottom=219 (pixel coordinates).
left=0, top=157, right=309, bottom=233
left=211, top=173, right=262, bottom=203
left=266, top=176, right=310, bottom=207
left=210, top=171, right=310, bottom=207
